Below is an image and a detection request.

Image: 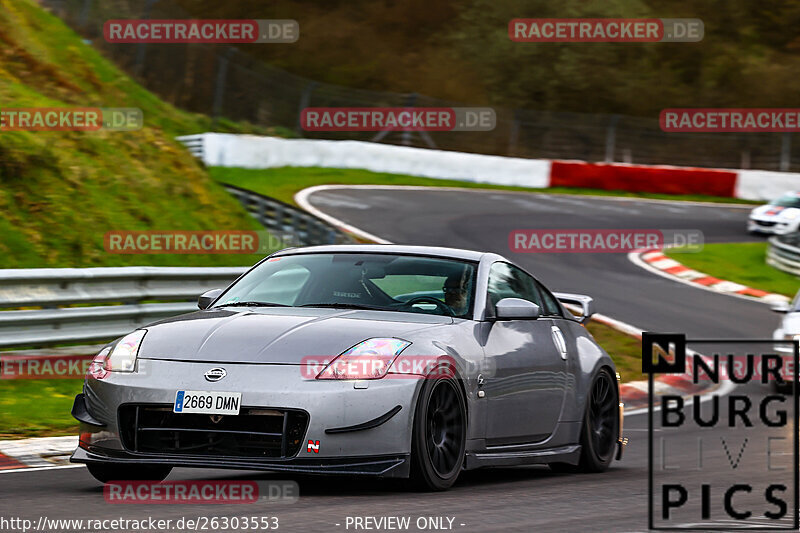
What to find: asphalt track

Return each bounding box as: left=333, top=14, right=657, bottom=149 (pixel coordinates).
left=305, top=187, right=771, bottom=338
left=0, top=188, right=792, bottom=532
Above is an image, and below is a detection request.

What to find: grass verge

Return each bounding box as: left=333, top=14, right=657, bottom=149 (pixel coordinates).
left=0, top=379, right=82, bottom=438
left=0, top=0, right=287, bottom=268
left=208, top=166, right=759, bottom=208
left=666, top=242, right=799, bottom=298
left=586, top=321, right=643, bottom=384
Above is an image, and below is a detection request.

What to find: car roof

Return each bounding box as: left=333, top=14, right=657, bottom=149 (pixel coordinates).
left=272, top=244, right=503, bottom=263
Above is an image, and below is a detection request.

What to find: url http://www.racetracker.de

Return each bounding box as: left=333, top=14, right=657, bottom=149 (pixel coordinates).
left=0, top=515, right=280, bottom=532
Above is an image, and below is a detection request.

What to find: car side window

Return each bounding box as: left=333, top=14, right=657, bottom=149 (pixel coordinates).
left=533, top=280, right=563, bottom=317
left=487, top=262, right=544, bottom=312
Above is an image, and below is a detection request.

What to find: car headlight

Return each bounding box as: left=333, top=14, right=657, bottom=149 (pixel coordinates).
left=87, top=330, right=146, bottom=379
left=316, top=338, right=411, bottom=380
left=784, top=212, right=799, bottom=220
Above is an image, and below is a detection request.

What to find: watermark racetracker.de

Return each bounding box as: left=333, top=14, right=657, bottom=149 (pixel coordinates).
left=0, top=354, right=91, bottom=379
left=509, top=18, right=703, bottom=42
left=509, top=229, right=703, bottom=253
left=661, top=109, right=800, bottom=132
left=104, top=19, right=298, bottom=43
left=301, top=354, right=494, bottom=381
left=104, top=230, right=298, bottom=254
left=104, top=480, right=298, bottom=505
left=300, top=107, right=496, bottom=132
left=0, top=108, right=143, bottom=131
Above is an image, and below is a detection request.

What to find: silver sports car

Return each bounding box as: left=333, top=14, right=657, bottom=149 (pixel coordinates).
left=71, top=244, right=625, bottom=490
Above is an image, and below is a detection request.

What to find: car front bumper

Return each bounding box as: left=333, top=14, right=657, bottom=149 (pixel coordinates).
left=70, top=359, right=421, bottom=477
left=748, top=218, right=795, bottom=234
left=70, top=445, right=410, bottom=477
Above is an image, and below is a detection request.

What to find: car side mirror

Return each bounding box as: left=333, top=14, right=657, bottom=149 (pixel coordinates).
left=771, top=301, right=791, bottom=313
left=198, top=288, right=224, bottom=310
left=495, top=298, right=540, bottom=320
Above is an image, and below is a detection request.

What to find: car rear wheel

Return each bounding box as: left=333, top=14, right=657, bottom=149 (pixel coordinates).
left=550, top=368, right=618, bottom=473
left=86, top=463, right=172, bottom=484
left=409, top=374, right=466, bottom=491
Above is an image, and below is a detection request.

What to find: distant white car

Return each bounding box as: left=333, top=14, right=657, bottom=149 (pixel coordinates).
left=772, top=290, right=800, bottom=352
left=748, top=192, right=800, bottom=235
left=771, top=290, right=800, bottom=392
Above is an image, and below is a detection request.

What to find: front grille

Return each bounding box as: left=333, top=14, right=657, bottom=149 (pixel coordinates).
left=755, top=220, right=777, bottom=227
left=118, top=405, right=309, bottom=459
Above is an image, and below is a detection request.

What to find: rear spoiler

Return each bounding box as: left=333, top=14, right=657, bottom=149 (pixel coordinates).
left=553, top=292, right=595, bottom=325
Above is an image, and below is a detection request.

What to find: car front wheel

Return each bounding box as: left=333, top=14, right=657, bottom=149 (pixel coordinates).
left=409, top=374, right=467, bottom=491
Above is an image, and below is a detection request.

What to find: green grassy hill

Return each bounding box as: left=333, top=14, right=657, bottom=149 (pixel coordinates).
left=0, top=0, right=273, bottom=268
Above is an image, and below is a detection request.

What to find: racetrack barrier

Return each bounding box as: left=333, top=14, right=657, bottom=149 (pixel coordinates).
left=0, top=267, right=247, bottom=348
left=179, top=134, right=800, bottom=201
left=767, top=234, right=800, bottom=277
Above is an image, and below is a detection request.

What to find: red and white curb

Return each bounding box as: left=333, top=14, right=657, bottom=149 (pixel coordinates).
left=589, top=313, right=729, bottom=415
left=631, top=248, right=790, bottom=304
left=0, top=436, right=80, bottom=473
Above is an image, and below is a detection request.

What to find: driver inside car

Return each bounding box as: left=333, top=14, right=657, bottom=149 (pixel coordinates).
left=443, top=273, right=470, bottom=315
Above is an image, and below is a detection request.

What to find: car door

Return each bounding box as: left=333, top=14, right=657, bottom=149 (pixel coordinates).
left=482, top=262, right=568, bottom=446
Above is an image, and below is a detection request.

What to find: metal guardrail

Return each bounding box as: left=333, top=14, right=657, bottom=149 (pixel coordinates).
left=177, top=134, right=204, bottom=160
left=0, top=178, right=351, bottom=348
left=767, top=235, right=800, bottom=276
left=221, top=183, right=354, bottom=246
left=0, top=267, right=248, bottom=349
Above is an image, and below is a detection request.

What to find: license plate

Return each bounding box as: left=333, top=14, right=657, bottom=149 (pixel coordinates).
left=173, top=390, right=241, bottom=415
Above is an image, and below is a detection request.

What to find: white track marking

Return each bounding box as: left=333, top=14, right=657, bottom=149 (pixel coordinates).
left=295, top=183, right=753, bottom=208
left=0, top=464, right=84, bottom=474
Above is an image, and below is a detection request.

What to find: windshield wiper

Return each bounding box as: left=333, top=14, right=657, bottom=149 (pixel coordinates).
left=216, top=301, right=289, bottom=308
left=298, top=303, right=389, bottom=311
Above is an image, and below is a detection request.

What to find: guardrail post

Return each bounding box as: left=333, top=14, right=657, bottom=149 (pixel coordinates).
left=507, top=110, right=520, bottom=156
left=212, top=48, right=235, bottom=128
left=296, top=81, right=319, bottom=137
left=79, top=0, right=92, bottom=30
left=605, top=115, right=619, bottom=163
left=740, top=149, right=750, bottom=169
left=272, top=200, right=284, bottom=232
left=133, top=0, right=158, bottom=78
left=781, top=133, right=792, bottom=171
left=401, top=92, right=418, bottom=147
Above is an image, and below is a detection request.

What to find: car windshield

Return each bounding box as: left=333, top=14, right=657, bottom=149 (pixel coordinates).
left=212, top=253, right=477, bottom=319
left=772, top=193, right=800, bottom=208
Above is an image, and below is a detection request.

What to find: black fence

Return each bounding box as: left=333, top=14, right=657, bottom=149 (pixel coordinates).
left=42, top=0, right=799, bottom=171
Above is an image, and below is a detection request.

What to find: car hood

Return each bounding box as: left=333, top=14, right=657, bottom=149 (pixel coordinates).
left=137, top=308, right=453, bottom=364
left=752, top=204, right=800, bottom=219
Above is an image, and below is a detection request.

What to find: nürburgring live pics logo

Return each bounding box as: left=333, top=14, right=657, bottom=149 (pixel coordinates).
left=644, top=332, right=799, bottom=530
